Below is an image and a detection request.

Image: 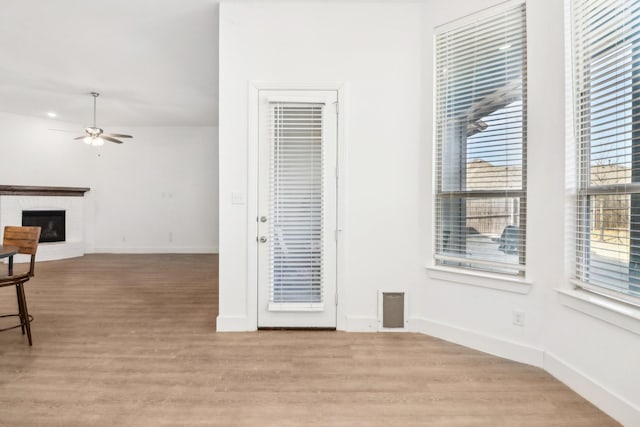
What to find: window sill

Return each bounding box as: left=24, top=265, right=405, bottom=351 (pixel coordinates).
left=426, top=265, right=532, bottom=294
left=557, top=288, right=640, bottom=336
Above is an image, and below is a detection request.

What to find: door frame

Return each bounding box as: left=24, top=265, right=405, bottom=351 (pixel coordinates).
left=247, top=81, right=346, bottom=330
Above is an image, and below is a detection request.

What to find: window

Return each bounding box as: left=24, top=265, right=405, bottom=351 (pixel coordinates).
left=270, top=102, right=324, bottom=305
left=434, top=2, right=527, bottom=275
left=572, top=0, right=640, bottom=303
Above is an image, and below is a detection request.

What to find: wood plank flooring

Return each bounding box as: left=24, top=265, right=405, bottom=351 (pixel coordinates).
left=0, top=254, right=618, bottom=426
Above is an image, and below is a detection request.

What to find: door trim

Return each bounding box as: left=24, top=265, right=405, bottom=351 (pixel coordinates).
left=247, top=81, right=346, bottom=331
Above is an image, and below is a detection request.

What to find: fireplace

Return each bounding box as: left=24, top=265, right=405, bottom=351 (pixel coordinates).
left=22, top=210, right=66, bottom=243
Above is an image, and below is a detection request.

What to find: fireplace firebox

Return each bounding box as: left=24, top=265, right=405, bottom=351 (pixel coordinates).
left=22, top=210, right=66, bottom=243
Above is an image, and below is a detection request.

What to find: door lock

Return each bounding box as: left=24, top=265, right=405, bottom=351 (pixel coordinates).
left=260, top=216, right=268, bottom=223
left=259, top=236, right=268, bottom=243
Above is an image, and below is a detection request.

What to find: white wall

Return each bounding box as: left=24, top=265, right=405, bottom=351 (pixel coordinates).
left=0, top=112, right=219, bottom=254
left=218, top=0, right=640, bottom=424
left=0, top=113, right=91, bottom=186
left=217, top=1, right=424, bottom=331
left=87, top=125, right=218, bottom=253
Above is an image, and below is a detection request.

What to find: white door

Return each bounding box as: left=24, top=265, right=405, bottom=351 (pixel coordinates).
left=257, top=90, right=338, bottom=328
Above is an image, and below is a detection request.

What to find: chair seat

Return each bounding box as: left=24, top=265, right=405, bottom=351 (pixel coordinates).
left=0, top=264, right=31, bottom=286
left=0, top=273, right=30, bottom=287
left=1, top=263, right=31, bottom=276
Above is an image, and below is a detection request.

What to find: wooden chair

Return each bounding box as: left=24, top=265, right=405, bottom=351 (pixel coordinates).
left=0, top=226, right=41, bottom=345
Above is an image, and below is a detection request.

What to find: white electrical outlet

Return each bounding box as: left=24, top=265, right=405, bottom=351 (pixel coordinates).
left=512, top=310, right=525, bottom=327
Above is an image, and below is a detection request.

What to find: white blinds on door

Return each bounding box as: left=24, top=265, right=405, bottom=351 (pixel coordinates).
left=269, top=102, right=325, bottom=307
left=434, top=2, right=527, bottom=275
left=572, top=0, right=640, bottom=302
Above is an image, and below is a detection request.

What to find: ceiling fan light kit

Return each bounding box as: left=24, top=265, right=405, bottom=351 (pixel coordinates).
left=83, top=135, right=105, bottom=146
left=74, top=92, right=133, bottom=146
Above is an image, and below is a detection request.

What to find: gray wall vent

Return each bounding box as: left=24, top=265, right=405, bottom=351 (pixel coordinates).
left=382, top=292, right=405, bottom=328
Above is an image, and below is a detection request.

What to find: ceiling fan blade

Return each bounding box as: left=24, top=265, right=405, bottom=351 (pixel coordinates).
left=103, top=133, right=133, bottom=138
left=101, top=136, right=124, bottom=144
left=73, top=136, right=87, bottom=140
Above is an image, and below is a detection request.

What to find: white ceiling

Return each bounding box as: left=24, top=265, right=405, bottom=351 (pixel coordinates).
left=0, top=0, right=218, bottom=127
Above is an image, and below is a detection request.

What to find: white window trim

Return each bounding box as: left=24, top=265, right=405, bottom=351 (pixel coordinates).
left=432, top=0, right=528, bottom=277
left=435, top=0, right=525, bottom=35
left=268, top=303, right=325, bottom=312
left=426, top=265, right=532, bottom=294
left=557, top=287, right=640, bottom=336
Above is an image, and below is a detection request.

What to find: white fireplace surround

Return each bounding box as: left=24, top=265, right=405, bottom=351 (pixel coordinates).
left=0, top=195, right=85, bottom=262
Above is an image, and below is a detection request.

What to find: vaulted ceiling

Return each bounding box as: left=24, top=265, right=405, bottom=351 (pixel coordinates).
left=0, top=0, right=218, bottom=127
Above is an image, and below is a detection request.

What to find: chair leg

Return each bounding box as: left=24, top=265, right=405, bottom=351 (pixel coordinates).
left=17, top=284, right=32, bottom=346
left=15, top=285, right=25, bottom=335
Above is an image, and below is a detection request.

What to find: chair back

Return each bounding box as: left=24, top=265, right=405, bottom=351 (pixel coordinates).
left=3, top=226, right=41, bottom=276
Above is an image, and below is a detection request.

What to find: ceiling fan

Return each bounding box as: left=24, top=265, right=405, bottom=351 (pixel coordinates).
left=74, top=92, right=132, bottom=146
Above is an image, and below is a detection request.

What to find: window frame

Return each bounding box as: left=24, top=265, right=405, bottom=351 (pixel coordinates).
left=571, top=0, right=640, bottom=307
left=433, top=1, right=528, bottom=277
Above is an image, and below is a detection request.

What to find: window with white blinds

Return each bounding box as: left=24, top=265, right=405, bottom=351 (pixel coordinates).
left=572, top=0, right=640, bottom=303
left=269, top=102, right=324, bottom=305
left=434, top=2, right=527, bottom=275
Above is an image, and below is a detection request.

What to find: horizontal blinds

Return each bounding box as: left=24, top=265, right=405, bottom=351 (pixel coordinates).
left=270, top=102, right=325, bottom=304
left=573, top=0, right=640, bottom=300
left=434, top=3, right=527, bottom=274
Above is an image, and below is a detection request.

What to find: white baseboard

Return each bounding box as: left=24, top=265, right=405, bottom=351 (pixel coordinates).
left=409, top=317, right=544, bottom=367
left=544, top=352, right=640, bottom=426
left=216, top=316, right=254, bottom=332
left=345, top=316, right=377, bottom=332
left=89, top=246, right=218, bottom=254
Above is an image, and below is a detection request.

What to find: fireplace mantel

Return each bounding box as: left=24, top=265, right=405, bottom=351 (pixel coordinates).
left=0, top=185, right=90, bottom=197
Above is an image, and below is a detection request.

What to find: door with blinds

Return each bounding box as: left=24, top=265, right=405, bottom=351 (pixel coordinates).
left=257, top=90, right=338, bottom=328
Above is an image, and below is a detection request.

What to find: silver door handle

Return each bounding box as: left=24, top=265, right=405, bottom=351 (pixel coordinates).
left=259, top=236, right=267, bottom=243
left=260, top=216, right=268, bottom=223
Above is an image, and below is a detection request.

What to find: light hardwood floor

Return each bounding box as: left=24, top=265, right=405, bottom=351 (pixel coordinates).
left=0, top=254, right=618, bottom=426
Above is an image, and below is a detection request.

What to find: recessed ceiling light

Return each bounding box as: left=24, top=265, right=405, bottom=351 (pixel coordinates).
left=47, top=112, right=57, bottom=118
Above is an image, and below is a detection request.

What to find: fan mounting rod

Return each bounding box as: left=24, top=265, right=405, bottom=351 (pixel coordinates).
left=91, top=92, right=99, bottom=128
